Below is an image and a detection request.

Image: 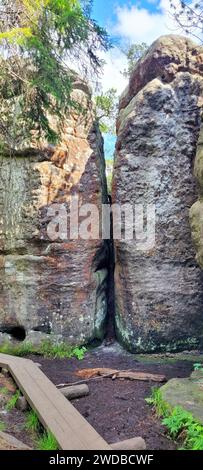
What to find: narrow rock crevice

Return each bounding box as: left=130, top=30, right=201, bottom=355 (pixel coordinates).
left=104, top=195, right=116, bottom=345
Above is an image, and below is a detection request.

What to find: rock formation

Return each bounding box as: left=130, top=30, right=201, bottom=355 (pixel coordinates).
left=0, top=79, right=109, bottom=345
left=190, top=123, right=203, bottom=268
left=112, top=35, right=203, bottom=353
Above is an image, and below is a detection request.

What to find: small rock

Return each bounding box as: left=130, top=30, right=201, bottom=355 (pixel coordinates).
left=0, top=374, right=16, bottom=393
left=16, top=396, right=29, bottom=412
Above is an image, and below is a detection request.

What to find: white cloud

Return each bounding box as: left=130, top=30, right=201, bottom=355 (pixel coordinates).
left=113, top=0, right=184, bottom=45
left=100, top=47, right=128, bottom=94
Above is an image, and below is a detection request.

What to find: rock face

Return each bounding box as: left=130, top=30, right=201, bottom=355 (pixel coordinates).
left=0, top=80, right=109, bottom=345
left=190, top=124, right=203, bottom=268
left=113, top=35, right=203, bottom=353
left=160, top=374, right=203, bottom=425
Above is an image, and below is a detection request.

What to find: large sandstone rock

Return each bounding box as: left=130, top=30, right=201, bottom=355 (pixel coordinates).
left=113, top=35, right=203, bottom=353
left=190, top=124, right=203, bottom=267
left=0, top=80, right=109, bottom=345
left=160, top=374, right=203, bottom=424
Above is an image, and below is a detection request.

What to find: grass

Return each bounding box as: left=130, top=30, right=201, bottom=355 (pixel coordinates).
left=25, top=410, right=40, bottom=433
left=36, top=431, right=59, bottom=450
left=0, top=387, right=9, bottom=396
left=25, top=411, right=58, bottom=449
left=0, top=420, right=6, bottom=432
left=146, top=387, right=203, bottom=450
left=0, top=340, right=87, bottom=360
left=6, top=390, right=20, bottom=411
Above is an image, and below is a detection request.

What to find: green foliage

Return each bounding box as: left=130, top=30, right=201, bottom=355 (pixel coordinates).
left=186, top=422, right=203, bottom=450
left=6, top=390, right=20, bottom=411
left=37, top=431, right=59, bottom=450
left=72, top=346, right=87, bottom=360
left=0, top=420, right=6, bottom=432
left=0, top=341, right=35, bottom=357
left=25, top=410, right=40, bottom=432
left=0, top=340, right=87, bottom=360
left=0, top=0, right=110, bottom=148
left=0, top=387, right=9, bottom=395
left=95, top=88, right=118, bottom=134
left=39, top=340, right=87, bottom=359
left=193, top=363, right=203, bottom=371
left=146, top=387, right=203, bottom=450
left=122, top=42, right=148, bottom=78
left=162, top=407, right=194, bottom=438
left=145, top=387, right=170, bottom=417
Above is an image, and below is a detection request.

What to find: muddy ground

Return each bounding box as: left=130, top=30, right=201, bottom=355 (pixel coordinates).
left=0, top=343, right=201, bottom=450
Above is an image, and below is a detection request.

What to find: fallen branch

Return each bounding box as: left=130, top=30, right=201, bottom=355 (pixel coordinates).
left=56, top=374, right=113, bottom=388
left=75, top=368, right=166, bottom=383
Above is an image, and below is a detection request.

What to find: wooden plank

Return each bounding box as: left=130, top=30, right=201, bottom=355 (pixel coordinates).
left=0, top=353, right=110, bottom=450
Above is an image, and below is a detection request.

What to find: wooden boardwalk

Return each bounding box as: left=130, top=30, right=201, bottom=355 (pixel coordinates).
left=0, top=353, right=110, bottom=450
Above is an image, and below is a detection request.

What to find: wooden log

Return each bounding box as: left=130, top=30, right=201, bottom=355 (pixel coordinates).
left=76, top=368, right=166, bottom=383
left=59, top=384, right=89, bottom=400
left=111, top=437, right=146, bottom=451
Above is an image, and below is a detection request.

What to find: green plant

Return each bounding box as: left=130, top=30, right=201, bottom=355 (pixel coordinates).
left=193, top=363, right=203, bottom=371
left=162, top=407, right=194, bottom=439
left=0, top=341, right=34, bottom=357
left=6, top=390, right=20, bottom=411
left=0, top=0, right=110, bottom=148
left=71, top=346, right=87, bottom=360
left=145, top=387, right=170, bottom=417
left=0, top=387, right=9, bottom=395
left=146, top=388, right=203, bottom=450
left=0, top=340, right=87, bottom=360
left=37, top=431, right=59, bottom=451
left=122, top=42, right=148, bottom=78
left=185, top=422, right=203, bottom=450
left=39, top=340, right=87, bottom=360
left=0, top=420, right=6, bottom=431
left=25, top=410, right=40, bottom=432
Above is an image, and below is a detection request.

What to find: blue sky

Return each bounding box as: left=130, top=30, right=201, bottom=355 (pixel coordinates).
left=92, top=0, right=161, bottom=28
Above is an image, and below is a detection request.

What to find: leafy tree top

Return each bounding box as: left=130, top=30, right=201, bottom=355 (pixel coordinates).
left=0, top=0, right=110, bottom=150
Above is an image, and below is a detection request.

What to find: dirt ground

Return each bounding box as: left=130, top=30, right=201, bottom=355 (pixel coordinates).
left=0, top=343, right=200, bottom=450
left=33, top=344, right=197, bottom=450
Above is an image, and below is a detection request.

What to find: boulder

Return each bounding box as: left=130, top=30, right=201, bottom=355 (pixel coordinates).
left=160, top=376, right=203, bottom=424
left=113, top=35, right=203, bottom=352
left=0, top=79, right=109, bottom=346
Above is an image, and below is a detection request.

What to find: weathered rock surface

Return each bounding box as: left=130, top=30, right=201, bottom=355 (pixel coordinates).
left=190, top=124, right=203, bottom=267
left=0, top=80, right=109, bottom=345
left=113, top=35, right=203, bottom=353
left=160, top=375, right=203, bottom=424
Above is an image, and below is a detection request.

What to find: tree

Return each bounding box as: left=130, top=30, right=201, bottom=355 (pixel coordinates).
left=0, top=0, right=110, bottom=149
left=169, top=1, right=203, bottom=43
left=122, top=42, right=148, bottom=78
left=95, top=87, right=118, bottom=134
